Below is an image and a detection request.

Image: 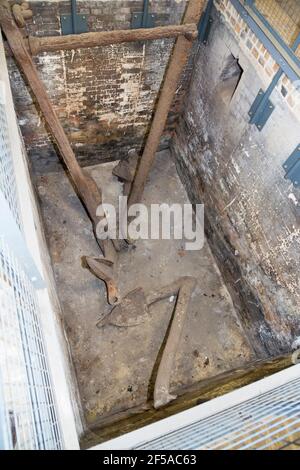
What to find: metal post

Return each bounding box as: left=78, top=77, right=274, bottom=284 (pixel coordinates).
left=142, top=0, right=149, bottom=28
left=71, top=0, right=77, bottom=34
left=128, top=0, right=205, bottom=206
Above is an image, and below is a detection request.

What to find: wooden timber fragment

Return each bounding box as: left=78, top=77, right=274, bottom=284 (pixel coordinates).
left=129, top=0, right=206, bottom=206
left=0, top=0, right=118, bottom=303
left=28, top=23, right=198, bottom=55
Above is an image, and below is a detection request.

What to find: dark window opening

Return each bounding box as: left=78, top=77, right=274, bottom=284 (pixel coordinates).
left=219, top=54, right=243, bottom=104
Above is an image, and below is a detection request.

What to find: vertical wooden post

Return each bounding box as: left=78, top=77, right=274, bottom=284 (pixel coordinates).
left=128, top=0, right=205, bottom=206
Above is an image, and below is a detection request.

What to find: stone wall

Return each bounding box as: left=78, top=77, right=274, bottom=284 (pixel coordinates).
left=171, top=0, right=300, bottom=357
left=6, top=0, right=192, bottom=174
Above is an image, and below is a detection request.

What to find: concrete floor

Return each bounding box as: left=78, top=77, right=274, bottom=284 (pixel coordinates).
left=36, top=150, right=255, bottom=427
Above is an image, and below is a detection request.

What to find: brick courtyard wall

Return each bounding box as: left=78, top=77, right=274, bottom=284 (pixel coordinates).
left=171, top=0, right=300, bottom=356
left=6, top=0, right=193, bottom=174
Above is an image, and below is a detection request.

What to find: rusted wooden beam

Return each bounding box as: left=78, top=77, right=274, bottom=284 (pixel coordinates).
left=129, top=0, right=206, bottom=206
left=0, top=0, right=118, bottom=300
left=28, top=23, right=198, bottom=55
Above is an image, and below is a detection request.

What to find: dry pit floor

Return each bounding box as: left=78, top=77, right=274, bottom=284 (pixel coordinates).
left=36, top=150, right=255, bottom=427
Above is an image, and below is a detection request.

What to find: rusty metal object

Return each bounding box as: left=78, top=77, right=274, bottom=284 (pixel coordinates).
left=292, top=349, right=300, bottom=365
left=113, top=150, right=140, bottom=244
left=98, top=276, right=196, bottom=407
left=27, top=23, right=198, bottom=55
left=128, top=0, right=205, bottom=206
left=84, top=256, right=119, bottom=306
left=113, top=149, right=139, bottom=197
left=98, top=287, right=149, bottom=327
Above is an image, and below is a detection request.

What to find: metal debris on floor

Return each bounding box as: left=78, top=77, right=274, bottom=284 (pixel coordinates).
left=36, top=151, right=254, bottom=424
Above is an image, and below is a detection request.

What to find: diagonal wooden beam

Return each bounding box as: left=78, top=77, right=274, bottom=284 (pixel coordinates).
left=0, top=0, right=119, bottom=300
left=128, top=0, right=206, bottom=206
left=0, top=0, right=99, bottom=226
left=27, top=23, right=198, bottom=55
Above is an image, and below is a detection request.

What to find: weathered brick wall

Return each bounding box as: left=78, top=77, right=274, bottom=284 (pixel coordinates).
left=171, top=0, right=300, bottom=357
left=7, top=0, right=192, bottom=174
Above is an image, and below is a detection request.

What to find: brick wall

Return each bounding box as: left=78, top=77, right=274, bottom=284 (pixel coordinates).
left=171, top=0, right=300, bottom=357
left=7, top=0, right=192, bottom=174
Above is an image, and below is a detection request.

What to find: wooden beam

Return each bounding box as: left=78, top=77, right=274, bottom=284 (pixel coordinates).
left=0, top=0, right=116, bottom=262
left=28, top=23, right=198, bottom=55
left=129, top=0, right=206, bottom=206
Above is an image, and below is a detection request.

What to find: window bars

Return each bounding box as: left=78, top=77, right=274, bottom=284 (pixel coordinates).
left=134, top=375, right=300, bottom=450
left=0, top=86, right=62, bottom=450
left=255, top=0, right=300, bottom=52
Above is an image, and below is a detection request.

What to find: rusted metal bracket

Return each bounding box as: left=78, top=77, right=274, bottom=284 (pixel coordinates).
left=98, top=287, right=149, bottom=327
left=98, top=277, right=197, bottom=409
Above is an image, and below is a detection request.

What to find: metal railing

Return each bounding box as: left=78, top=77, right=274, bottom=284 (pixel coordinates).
left=0, top=85, right=62, bottom=450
